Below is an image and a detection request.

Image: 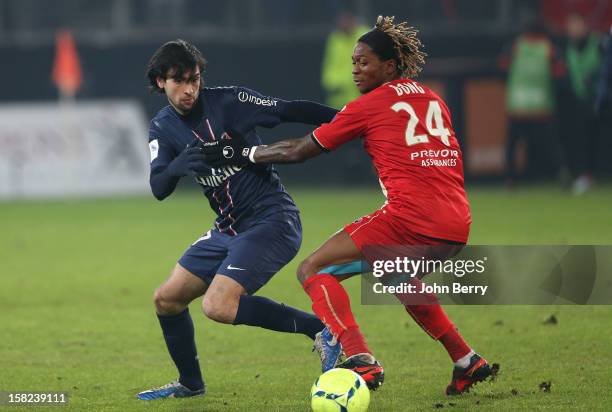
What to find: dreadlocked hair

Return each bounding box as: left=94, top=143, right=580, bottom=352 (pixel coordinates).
left=375, top=15, right=426, bottom=78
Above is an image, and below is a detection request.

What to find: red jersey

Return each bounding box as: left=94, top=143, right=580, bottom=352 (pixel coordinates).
left=312, top=78, right=471, bottom=243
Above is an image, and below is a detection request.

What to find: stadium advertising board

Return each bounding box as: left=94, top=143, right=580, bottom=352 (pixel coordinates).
left=0, top=100, right=149, bottom=199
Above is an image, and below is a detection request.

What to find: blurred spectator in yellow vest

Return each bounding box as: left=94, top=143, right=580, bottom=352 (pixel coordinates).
left=499, top=17, right=565, bottom=186
left=321, top=11, right=368, bottom=108
left=559, top=13, right=603, bottom=195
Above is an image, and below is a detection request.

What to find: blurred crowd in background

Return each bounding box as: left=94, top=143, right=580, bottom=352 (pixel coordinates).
left=496, top=7, right=611, bottom=194
left=0, top=0, right=611, bottom=195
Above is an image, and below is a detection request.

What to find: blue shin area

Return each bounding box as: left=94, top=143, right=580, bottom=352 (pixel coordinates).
left=318, top=260, right=369, bottom=276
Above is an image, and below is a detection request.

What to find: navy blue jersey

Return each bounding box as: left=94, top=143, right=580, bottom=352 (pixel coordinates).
left=149, top=86, right=337, bottom=234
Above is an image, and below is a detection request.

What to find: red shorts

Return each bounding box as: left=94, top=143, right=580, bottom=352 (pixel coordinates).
left=344, top=207, right=462, bottom=251
left=345, top=207, right=465, bottom=281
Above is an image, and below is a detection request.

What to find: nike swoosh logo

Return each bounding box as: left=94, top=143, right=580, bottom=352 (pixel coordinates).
left=227, top=264, right=246, bottom=271
left=326, top=336, right=338, bottom=346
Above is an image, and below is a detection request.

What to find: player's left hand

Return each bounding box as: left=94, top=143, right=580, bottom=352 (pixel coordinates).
left=202, top=130, right=253, bottom=167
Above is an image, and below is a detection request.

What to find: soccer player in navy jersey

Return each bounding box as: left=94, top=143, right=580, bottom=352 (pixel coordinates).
left=203, top=17, right=495, bottom=395
left=137, top=39, right=341, bottom=400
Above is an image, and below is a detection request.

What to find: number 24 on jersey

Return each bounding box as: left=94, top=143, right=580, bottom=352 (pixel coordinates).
left=391, top=100, right=451, bottom=147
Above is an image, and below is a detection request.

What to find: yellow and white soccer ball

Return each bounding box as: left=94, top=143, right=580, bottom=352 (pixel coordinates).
left=310, top=368, right=370, bottom=412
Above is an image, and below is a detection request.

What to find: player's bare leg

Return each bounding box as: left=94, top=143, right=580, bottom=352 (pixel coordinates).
left=138, top=264, right=208, bottom=400
left=204, top=273, right=333, bottom=370
left=297, top=230, right=384, bottom=390
left=155, top=263, right=209, bottom=315
left=201, top=274, right=246, bottom=323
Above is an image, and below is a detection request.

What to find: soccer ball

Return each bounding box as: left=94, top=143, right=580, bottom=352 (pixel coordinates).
left=310, top=368, right=370, bottom=412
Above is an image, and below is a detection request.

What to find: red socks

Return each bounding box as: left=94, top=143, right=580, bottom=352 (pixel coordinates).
left=303, top=274, right=471, bottom=361
left=399, top=278, right=471, bottom=362
left=404, top=303, right=453, bottom=339
left=438, top=326, right=472, bottom=362
left=405, top=304, right=471, bottom=361
left=303, top=274, right=371, bottom=357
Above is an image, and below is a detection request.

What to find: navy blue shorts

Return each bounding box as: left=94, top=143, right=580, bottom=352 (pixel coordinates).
left=178, top=212, right=302, bottom=294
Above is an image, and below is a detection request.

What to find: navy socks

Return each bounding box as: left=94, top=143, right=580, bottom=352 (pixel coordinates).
left=157, top=309, right=204, bottom=391
left=233, top=295, right=324, bottom=340
left=157, top=297, right=323, bottom=390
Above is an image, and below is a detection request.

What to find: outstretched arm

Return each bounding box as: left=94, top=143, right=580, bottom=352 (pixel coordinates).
left=201, top=132, right=325, bottom=167
left=229, top=87, right=337, bottom=131
left=281, top=101, right=338, bottom=125
left=251, top=134, right=325, bottom=164
left=203, top=95, right=367, bottom=168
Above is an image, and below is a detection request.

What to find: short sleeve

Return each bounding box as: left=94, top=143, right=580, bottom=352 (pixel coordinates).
left=311, top=100, right=367, bottom=151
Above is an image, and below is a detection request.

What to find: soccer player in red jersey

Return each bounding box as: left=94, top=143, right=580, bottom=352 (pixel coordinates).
left=202, top=16, right=494, bottom=394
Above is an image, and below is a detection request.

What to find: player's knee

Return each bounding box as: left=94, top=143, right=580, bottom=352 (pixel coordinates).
left=201, top=295, right=237, bottom=324
left=297, top=257, right=318, bottom=285
left=153, top=288, right=185, bottom=315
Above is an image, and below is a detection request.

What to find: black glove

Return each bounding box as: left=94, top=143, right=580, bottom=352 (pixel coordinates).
left=186, top=144, right=213, bottom=176
left=202, top=131, right=252, bottom=168
left=165, top=149, right=190, bottom=177
left=166, top=138, right=201, bottom=177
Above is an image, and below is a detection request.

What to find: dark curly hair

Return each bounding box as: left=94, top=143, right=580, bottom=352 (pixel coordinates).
left=371, top=16, right=427, bottom=78
left=145, top=39, right=207, bottom=94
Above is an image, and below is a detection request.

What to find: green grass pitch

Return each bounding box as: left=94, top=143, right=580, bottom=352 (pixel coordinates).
left=1, top=186, right=612, bottom=411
